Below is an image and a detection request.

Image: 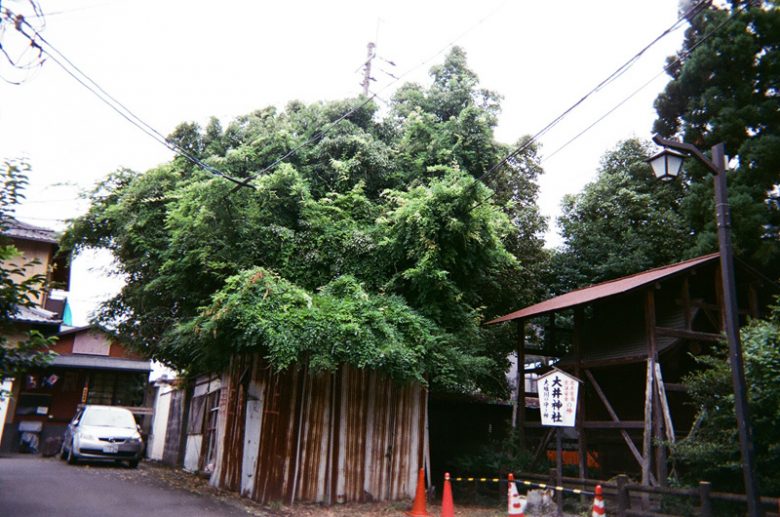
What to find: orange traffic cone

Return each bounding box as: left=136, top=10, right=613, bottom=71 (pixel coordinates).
left=441, top=472, right=455, bottom=517
left=592, top=484, right=606, bottom=516
left=507, top=473, right=527, bottom=516
left=406, top=468, right=430, bottom=517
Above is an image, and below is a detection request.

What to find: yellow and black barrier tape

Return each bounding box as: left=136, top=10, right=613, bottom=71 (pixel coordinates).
left=452, top=477, right=502, bottom=483
left=450, top=475, right=595, bottom=497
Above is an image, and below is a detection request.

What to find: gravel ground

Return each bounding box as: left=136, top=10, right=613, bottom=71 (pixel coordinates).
left=138, top=460, right=584, bottom=516
left=138, top=460, right=514, bottom=516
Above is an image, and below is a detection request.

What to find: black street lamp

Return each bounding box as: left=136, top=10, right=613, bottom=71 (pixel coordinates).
left=648, top=135, right=762, bottom=517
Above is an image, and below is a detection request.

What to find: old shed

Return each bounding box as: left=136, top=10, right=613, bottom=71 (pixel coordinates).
left=165, top=355, right=427, bottom=505
left=489, top=253, right=774, bottom=486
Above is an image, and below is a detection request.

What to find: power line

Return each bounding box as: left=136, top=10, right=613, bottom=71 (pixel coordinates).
left=541, top=2, right=740, bottom=165
left=2, top=5, right=249, bottom=189
left=477, top=0, right=712, bottom=184
left=229, top=0, right=509, bottom=191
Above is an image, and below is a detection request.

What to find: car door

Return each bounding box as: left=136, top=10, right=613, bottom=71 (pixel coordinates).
left=64, top=407, right=84, bottom=449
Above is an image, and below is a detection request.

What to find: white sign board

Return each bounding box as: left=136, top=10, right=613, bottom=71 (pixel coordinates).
left=537, top=369, right=580, bottom=427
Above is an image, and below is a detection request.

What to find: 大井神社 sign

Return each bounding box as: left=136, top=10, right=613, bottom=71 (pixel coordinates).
left=537, top=369, right=580, bottom=427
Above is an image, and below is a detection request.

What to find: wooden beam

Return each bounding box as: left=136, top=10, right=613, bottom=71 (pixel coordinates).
left=532, top=428, right=554, bottom=465
left=682, top=276, right=692, bottom=330
left=690, top=299, right=751, bottom=317
left=664, top=383, right=687, bottom=392
left=643, top=288, right=658, bottom=486
left=517, top=347, right=564, bottom=358
left=582, top=421, right=645, bottom=429
left=655, top=327, right=722, bottom=342
left=655, top=362, right=675, bottom=444
left=584, top=369, right=647, bottom=474
left=525, top=420, right=649, bottom=429
left=642, top=358, right=655, bottom=487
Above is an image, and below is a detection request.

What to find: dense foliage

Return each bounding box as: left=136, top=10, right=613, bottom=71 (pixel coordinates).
left=672, top=304, right=780, bottom=495
left=63, top=49, right=547, bottom=394
left=553, top=1, right=780, bottom=291
left=0, top=159, right=56, bottom=393
left=654, top=0, right=780, bottom=274
left=553, top=139, right=690, bottom=291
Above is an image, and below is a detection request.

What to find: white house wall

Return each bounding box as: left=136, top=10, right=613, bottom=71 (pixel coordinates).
left=147, top=383, right=174, bottom=461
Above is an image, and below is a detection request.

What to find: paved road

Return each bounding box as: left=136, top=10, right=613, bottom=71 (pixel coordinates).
left=0, top=455, right=256, bottom=517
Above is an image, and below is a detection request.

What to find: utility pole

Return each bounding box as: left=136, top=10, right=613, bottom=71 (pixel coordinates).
left=361, top=42, right=376, bottom=97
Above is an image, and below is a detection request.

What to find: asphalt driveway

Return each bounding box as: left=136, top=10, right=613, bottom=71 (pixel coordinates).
left=0, top=454, right=260, bottom=517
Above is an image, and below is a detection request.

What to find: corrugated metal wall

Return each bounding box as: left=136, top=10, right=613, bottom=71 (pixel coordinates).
left=213, top=355, right=426, bottom=504
left=161, top=388, right=185, bottom=466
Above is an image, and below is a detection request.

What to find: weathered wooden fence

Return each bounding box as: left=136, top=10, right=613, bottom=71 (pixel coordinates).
left=511, top=471, right=780, bottom=517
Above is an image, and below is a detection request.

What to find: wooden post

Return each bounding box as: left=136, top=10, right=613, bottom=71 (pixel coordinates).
left=548, top=467, right=557, bottom=489
left=616, top=474, right=629, bottom=517
left=574, top=308, right=587, bottom=482
left=682, top=276, right=692, bottom=329
left=514, top=320, right=526, bottom=447
left=653, top=383, right=668, bottom=485
left=699, top=481, right=713, bottom=517
left=556, top=428, right=563, bottom=515
left=748, top=283, right=759, bottom=319
left=655, top=363, right=675, bottom=443
left=642, top=366, right=654, bottom=486
left=643, top=288, right=664, bottom=486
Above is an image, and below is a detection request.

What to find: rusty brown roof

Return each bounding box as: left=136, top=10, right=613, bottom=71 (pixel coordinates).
left=487, top=253, right=720, bottom=325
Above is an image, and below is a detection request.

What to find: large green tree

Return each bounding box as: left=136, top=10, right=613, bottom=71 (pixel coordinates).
left=552, top=139, right=690, bottom=291
left=64, top=49, right=547, bottom=395
left=654, top=0, right=780, bottom=273
left=672, top=302, right=780, bottom=494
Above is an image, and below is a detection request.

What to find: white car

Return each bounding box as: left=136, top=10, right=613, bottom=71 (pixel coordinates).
left=61, top=405, right=144, bottom=468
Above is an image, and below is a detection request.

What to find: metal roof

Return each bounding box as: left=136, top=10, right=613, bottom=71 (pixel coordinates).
left=50, top=354, right=151, bottom=373
left=2, top=218, right=59, bottom=244
left=488, top=253, right=720, bottom=325
left=12, top=304, right=61, bottom=325
left=555, top=306, right=696, bottom=368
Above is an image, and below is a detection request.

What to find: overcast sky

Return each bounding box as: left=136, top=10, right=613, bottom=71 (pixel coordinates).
left=0, top=0, right=685, bottom=324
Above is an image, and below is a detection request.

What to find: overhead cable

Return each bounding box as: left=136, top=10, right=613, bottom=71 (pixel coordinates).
left=477, top=0, right=712, bottom=183
left=541, top=2, right=740, bottom=164
left=3, top=5, right=250, bottom=188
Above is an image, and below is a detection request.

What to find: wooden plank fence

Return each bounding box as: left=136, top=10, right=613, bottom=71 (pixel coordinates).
left=510, top=471, right=780, bottom=517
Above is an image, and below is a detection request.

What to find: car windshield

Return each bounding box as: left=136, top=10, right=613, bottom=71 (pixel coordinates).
left=80, top=407, right=137, bottom=428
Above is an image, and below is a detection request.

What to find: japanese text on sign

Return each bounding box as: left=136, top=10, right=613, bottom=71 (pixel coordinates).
left=537, top=370, right=580, bottom=427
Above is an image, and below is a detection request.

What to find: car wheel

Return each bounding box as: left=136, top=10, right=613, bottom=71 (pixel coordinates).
left=66, top=441, right=78, bottom=465
left=128, top=459, right=139, bottom=469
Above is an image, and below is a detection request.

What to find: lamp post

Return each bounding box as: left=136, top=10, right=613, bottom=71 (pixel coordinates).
left=649, top=135, right=762, bottom=517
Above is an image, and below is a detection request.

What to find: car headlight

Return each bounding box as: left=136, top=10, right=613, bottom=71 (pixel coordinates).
left=78, top=432, right=96, bottom=441
left=130, top=434, right=143, bottom=442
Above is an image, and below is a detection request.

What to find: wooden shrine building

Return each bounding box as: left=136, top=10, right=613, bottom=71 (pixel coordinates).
left=488, top=253, right=775, bottom=486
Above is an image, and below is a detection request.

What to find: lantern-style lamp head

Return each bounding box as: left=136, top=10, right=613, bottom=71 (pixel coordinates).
left=647, top=147, right=686, bottom=181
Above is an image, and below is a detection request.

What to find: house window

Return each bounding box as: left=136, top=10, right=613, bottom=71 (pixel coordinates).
left=86, top=372, right=145, bottom=406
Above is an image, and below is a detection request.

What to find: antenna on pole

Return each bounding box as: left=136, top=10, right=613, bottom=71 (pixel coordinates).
left=361, top=42, right=376, bottom=97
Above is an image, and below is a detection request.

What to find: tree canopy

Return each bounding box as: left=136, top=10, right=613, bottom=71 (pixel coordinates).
left=552, top=139, right=690, bottom=291
left=553, top=1, right=780, bottom=291
left=654, top=0, right=780, bottom=274
left=63, top=48, right=547, bottom=395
